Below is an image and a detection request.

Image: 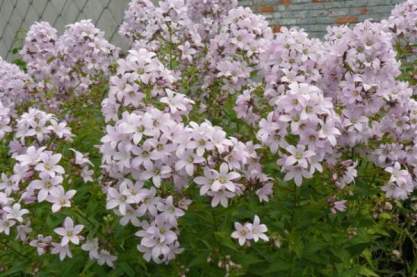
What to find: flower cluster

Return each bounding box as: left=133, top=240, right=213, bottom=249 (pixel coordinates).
left=383, top=0, right=417, bottom=44
left=101, top=48, right=177, bottom=122
left=20, top=20, right=119, bottom=109
left=186, top=0, right=238, bottom=40
left=0, top=101, right=12, bottom=140
left=81, top=238, right=117, bottom=267
left=234, top=87, right=262, bottom=126
left=52, top=217, right=84, bottom=259
left=120, top=0, right=203, bottom=67
left=14, top=108, right=72, bottom=143
left=0, top=58, right=32, bottom=109
left=319, top=21, right=417, bottom=197
left=101, top=104, right=272, bottom=262
left=19, top=22, right=58, bottom=84
left=257, top=83, right=340, bottom=186
left=100, top=44, right=272, bottom=262
left=261, top=27, right=324, bottom=101
left=331, top=160, right=358, bottom=189
left=0, top=107, right=109, bottom=264
left=383, top=0, right=417, bottom=91
left=55, top=20, right=119, bottom=93
left=382, top=162, right=415, bottom=200
left=119, top=0, right=161, bottom=47
left=205, top=7, right=272, bottom=92
left=120, top=0, right=238, bottom=52
left=321, top=21, right=401, bottom=124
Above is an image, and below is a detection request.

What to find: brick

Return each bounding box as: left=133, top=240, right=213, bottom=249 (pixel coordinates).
left=258, top=5, right=274, bottom=13
left=335, top=15, right=358, bottom=25
left=272, top=24, right=282, bottom=33
left=357, top=7, right=368, bottom=15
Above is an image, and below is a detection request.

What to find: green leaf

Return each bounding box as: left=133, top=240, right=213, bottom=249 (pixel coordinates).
left=358, top=266, right=379, bottom=277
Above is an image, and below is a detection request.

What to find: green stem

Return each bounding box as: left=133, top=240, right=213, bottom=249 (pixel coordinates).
left=290, top=182, right=298, bottom=277
left=74, top=206, right=96, bottom=227
left=0, top=239, right=27, bottom=258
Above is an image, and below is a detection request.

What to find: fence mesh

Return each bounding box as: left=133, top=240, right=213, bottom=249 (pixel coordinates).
left=0, top=0, right=130, bottom=61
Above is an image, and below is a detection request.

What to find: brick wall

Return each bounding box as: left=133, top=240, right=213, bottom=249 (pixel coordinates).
left=240, top=0, right=405, bottom=37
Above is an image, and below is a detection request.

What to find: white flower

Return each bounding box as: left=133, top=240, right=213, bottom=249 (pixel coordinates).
left=178, top=42, right=197, bottom=62
left=106, top=187, right=129, bottom=215
left=157, top=196, right=185, bottom=225
left=0, top=173, right=19, bottom=195
left=248, top=215, right=269, bottom=242
left=118, top=113, right=145, bottom=144
left=256, top=182, right=273, bottom=202
left=81, top=238, right=100, bottom=259
left=35, top=152, right=64, bottom=177
left=386, top=162, right=411, bottom=185
left=0, top=192, right=12, bottom=206
left=160, top=89, right=194, bottom=114
left=49, top=120, right=72, bottom=139
left=11, top=164, right=30, bottom=186
left=119, top=206, right=142, bottom=226
left=29, top=235, right=52, bottom=255
left=0, top=216, right=16, bottom=235
left=330, top=200, right=347, bottom=214
left=97, top=250, right=117, bottom=267
left=137, top=188, right=159, bottom=216
left=15, top=146, right=45, bottom=166
left=51, top=242, right=72, bottom=261
left=47, top=186, right=76, bottom=213
left=4, top=203, right=29, bottom=223
left=211, top=190, right=234, bottom=208
left=319, top=120, right=340, bottom=146
left=16, top=108, right=53, bottom=142
left=211, top=163, right=240, bottom=192
left=70, top=148, right=93, bottom=166
left=284, top=165, right=313, bottom=186
left=54, top=217, right=84, bottom=246
left=231, top=222, right=252, bottom=246
left=140, top=162, right=171, bottom=187
left=135, top=218, right=178, bottom=263
left=30, top=173, right=63, bottom=202
left=81, top=166, right=94, bottom=183
left=284, top=145, right=315, bottom=169
left=175, top=150, right=204, bottom=176
left=194, top=167, right=216, bottom=196
left=16, top=222, right=32, bottom=241
left=120, top=179, right=146, bottom=204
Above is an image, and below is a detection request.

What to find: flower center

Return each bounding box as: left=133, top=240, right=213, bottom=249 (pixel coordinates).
left=295, top=152, right=303, bottom=160
left=219, top=176, right=227, bottom=184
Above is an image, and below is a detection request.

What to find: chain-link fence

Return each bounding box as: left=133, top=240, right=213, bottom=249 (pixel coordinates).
left=0, top=0, right=130, bottom=61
